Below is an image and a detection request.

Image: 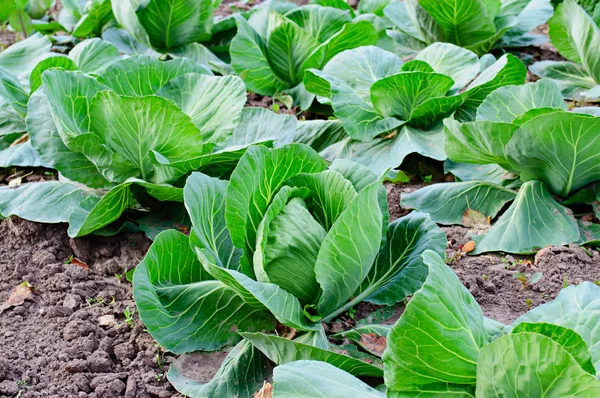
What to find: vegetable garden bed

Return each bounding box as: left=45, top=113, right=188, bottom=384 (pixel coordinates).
left=1, top=0, right=600, bottom=397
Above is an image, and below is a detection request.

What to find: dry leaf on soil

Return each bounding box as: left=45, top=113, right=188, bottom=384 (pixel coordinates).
left=0, top=281, right=34, bottom=314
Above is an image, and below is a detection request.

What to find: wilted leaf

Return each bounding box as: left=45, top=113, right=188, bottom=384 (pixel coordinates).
left=462, top=209, right=491, bottom=229
left=0, top=281, right=34, bottom=314
left=462, top=241, right=476, bottom=253
left=359, top=333, right=387, bottom=356
left=69, top=257, right=89, bottom=270
left=253, top=382, right=273, bottom=398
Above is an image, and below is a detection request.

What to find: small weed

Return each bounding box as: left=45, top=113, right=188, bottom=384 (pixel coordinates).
left=154, top=373, right=165, bottom=382
left=422, top=174, right=433, bottom=183
left=272, top=103, right=280, bottom=113
left=16, top=380, right=30, bottom=387
left=348, top=307, right=357, bottom=320
left=124, top=306, right=135, bottom=328
left=482, top=274, right=488, bottom=281
left=513, top=272, right=543, bottom=289
left=594, top=280, right=600, bottom=286
left=154, top=342, right=165, bottom=372
left=65, top=255, right=74, bottom=264
left=525, top=298, right=533, bottom=309
left=562, top=273, right=569, bottom=289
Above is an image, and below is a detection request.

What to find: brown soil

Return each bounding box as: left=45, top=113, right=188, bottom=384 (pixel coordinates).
left=0, top=218, right=182, bottom=398
left=388, top=183, right=600, bottom=324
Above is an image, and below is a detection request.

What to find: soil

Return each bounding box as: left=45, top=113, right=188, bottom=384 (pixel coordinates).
left=388, top=183, right=600, bottom=324
left=0, top=218, right=183, bottom=398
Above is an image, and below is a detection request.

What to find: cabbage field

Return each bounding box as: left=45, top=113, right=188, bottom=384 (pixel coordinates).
left=1, top=0, right=600, bottom=396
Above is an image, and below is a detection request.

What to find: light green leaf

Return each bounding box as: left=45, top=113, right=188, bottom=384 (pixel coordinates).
left=0, top=66, right=29, bottom=118
left=328, top=158, right=379, bottom=192
left=273, top=360, right=385, bottom=398
left=418, top=0, right=498, bottom=50
left=67, top=182, right=136, bottom=237
left=68, top=38, right=120, bottom=74
left=457, top=54, right=527, bottom=121
left=135, top=0, right=214, bottom=49
left=82, top=91, right=211, bottom=184
left=156, top=74, right=246, bottom=146
left=321, top=123, right=446, bottom=174
left=256, top=197, right=325, bottom=305
left=302, top=20, right=379, bottom=72
left=72, top=0, right=114, bottom=38
left=444, top=160, right=516, bottom=186
left=98, top=56, right=211, bottom=97
left=415, top=42, right=480, bottom=91
left=110, top=0, right=152, bottom=48
left=383, top=250, right=486, bottom=393
left=315, top=183, right=384, bottom=316
left=507, top=111, right=600, bottom=196
left=444, top=118, right=517, bottom=167
left=529, top=61, right=597, bottom=98
left=169, top=42, right=233, bottom=75
left=370, top=71, right=454, bottom=121
left=133, top=230, right=273, bottom=353
left=473, top=181, right=580, bottom=254
left=0, top=140, right=46, bottom=167
left=476, top=333, right=600, bottom=397
left=27, top=89, right=111, bottom=189
left=512, top=322, right=595, bottom=375
left=266, top=12, right=320, bottom=87
left=225, top=144, right=327, bottom=269
left=30, top=56, right=78, bottom=94
left=241, top=332, right=384, bottom=377
left=305, top=45, right=404, bottom=140
left=185, top=173, right=242, bottom=270
left=287, top=170, right=358, bottom=231
left=0, top=33, right=51, bottom=77
left=293, top=119, right=346, bottom=153
left=199, top=251, right=321, bottom=331
left=401, top=181, right=517, bottom=225
left=231, top=14, right=285, bottom=96
left=168, top=340, right=270, bottom=398
left=476, top=79, right=567, bottom=122
left=285, top=5, right=351, bottom=43
left=42, top=70, right=108, bottom=146
left=549, top=0, right=600, bottom=83
left=101, top=27, right=160, bottom=57
left=0, top=181, right=89, bottom=223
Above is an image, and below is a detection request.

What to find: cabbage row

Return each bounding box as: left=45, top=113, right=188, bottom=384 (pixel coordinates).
left=1, top=0, right=600, bottom=397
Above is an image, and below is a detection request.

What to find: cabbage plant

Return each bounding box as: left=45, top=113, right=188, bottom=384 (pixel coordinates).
left=0, top=36, right=123, bottom=168
left=230, top=3, right=378, bottom=109
left=133, top=144, right=447, bottom=397
left=383, top=0, right=554, bottom=56
left=58, top=0, right=115, bottom=37
left=0, top=55, right=300, bottom=237
left=530, top=0, right=600, bottom=100
left=302, top=43, right=526, bottom=174
left=270, top=251, right=600, bottom=397
left=402, top=79, right=600, bottom=254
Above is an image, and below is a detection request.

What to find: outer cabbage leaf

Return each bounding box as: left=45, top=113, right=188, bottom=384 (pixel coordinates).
left=272, top=360, right=385, bottom=398
left=473, top=181, right=580, bottom=254
left=133, top=230, right=273, bottom=353
left=383, top=250, right=486, bottom=395
left=168, top=340, right=270, bottom=398
left=476, top=333, right=600, bottom=397
left=401, top=181, right=517, bottom=225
